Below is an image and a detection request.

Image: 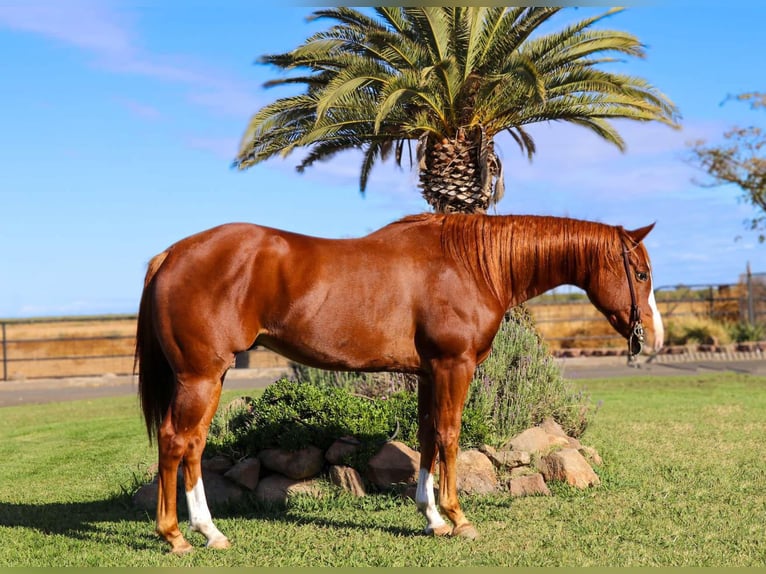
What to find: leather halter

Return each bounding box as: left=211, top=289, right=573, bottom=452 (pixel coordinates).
left=621, top=241, right=645, bottom=363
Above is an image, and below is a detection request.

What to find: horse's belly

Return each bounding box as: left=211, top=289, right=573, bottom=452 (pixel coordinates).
left=255, top=328, right=421, bottom=373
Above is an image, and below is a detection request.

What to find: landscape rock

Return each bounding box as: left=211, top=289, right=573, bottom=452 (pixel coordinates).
left=258, top=446, right=324, bottom=480
left=578, top=445, right=603, bottom=466
left=224, top=457, right=261, bottom=491
left=254, top=474, right=322, bottom=505
left=133, top=479, right=163, bottom=511
left=480, top=444, right=531, bottom=470
left=539, top=417, right=567, bottom=438
left=329, top=465, right=366, bottom=497
left=508, top=473, right=551, bottom=497
left=200, top=471, right=248, bottom=507
left=325, top=436, right=362, bottom=464
left=538, top=448, right=600, bottom=488
left=133, top=470, right=246, bottom=511
left=367, top=441, right=420, bottom=488
left=567, top=436, right=583, bottom=449
left=456, top=450, right=498, bottom=494
left=202, top=455, right=235, bottom=474
left=507, top=427, right=569, bottom=454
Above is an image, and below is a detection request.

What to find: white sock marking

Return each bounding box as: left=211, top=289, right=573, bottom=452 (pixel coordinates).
left=415, top=469, right=447, bottom=533
left=186, top=477, right=228, bottom=546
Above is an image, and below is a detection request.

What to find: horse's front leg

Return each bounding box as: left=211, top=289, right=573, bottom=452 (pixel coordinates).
left=431, top=355, right=479, bottom=539
left=415, top=376, right=450, bottom=536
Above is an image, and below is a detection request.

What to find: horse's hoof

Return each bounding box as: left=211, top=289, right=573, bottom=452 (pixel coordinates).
left=451, top=523, right=479, bottom=540
left=207, top=536, right=231, bottom=550
left=425, top=523, right=452, bottom=537
left=169, top=540, right=194, bottom=555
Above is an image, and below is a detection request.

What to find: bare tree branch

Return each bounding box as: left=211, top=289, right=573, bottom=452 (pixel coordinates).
left=687, top=92, right=766, bottom=242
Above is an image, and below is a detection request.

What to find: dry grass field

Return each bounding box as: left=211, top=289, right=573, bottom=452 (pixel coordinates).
left=0, top=283, right=756, bottom=380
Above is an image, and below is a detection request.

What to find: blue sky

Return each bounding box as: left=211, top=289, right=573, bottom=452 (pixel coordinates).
left=0, top=1, right=764, bottom=319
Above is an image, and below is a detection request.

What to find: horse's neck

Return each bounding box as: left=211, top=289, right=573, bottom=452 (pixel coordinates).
left=504, top=222, right=596, bottom=307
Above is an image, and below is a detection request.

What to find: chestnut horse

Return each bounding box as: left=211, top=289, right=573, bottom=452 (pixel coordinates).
left=135, top=213, right=663, bottom=553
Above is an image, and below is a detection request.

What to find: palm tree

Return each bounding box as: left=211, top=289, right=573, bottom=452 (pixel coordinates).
left=234, top=7, right=680, bottom=213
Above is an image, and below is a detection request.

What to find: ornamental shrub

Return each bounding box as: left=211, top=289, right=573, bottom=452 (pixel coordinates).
left=465, top=306, right=596, bottom=445
left=205, top=377, right=419, bottom=470
left=729, top=321, right=765, bottom=343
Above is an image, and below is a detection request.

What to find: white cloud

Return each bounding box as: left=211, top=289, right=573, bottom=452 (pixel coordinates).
left=497, top=119, right=725, bottom=201
left=0, top=0, right=260, bottom=120
left=0, top=0, right=133, bottom=57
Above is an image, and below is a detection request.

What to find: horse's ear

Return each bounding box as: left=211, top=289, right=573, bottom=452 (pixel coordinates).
left=626, top=222, right=656, bottom=245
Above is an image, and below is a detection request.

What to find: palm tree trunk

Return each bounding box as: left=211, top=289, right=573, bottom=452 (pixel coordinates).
left=418, top=127, right=503, bottom=214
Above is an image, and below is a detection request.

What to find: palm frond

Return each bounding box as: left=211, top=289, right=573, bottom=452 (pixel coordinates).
left=236, top=6, right=680, bottom=211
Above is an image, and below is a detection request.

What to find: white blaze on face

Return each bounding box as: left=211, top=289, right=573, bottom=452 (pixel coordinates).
left=648, top=273, right=664, bottom=352
left=415, top=469, right=447, bottom=534
left=186, top=477, right=228, bottom=547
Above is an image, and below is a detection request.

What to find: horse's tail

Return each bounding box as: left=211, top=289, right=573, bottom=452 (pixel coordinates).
left=134, top=250, right=174, bottom=444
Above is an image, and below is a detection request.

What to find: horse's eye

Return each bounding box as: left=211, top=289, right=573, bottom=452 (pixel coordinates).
left=636, top=271, right=649, bottom=282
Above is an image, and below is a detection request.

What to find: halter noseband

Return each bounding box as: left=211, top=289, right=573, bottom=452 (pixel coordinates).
left=621, top=241, right=645, bottom=364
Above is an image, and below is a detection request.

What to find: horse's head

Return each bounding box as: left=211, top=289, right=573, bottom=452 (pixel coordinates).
left=586, top=223, right=664, bottom=357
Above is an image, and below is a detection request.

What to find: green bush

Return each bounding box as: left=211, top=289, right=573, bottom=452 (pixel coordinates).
left=205, top=377, right=419, bottom=470
left=729, top=321, right=765, bottom=342
left=465, top=306, right=596, bottom=445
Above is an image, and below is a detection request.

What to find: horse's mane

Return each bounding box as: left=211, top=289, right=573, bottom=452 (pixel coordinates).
left=395, top=213, right=624, bottom=305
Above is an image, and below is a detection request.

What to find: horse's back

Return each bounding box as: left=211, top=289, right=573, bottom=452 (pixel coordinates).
left=145, top=220, right=440, bottom=372
left=145, top=215, right=505, bottom=374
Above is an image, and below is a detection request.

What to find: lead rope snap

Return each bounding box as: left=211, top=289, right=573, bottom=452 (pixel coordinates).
left=627, top=322, right=645, bottom=366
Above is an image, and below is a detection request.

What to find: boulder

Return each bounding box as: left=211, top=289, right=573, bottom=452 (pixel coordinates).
left=508, top=473, right=551, bottom=497
left=258, top=446, right=324, bottom=480
left=200, top=471, right=248, bottom=507
left=507, top=427, right=569, bottom=454
left=539, top=417, right=567, bottom=438
left=254, top=474, right=322, bottom=506
left=538, top=448, right=600, bottom=488
left=133, top=470, right=246, bottom=511
left=578, top=445, right=603, bottom=466
left=329, top=465, right=366, bottom=497
left=224, top=457, right=261, bottom=491
left=567, top=436, right=583, bottom=450
left=367, top=441, right=420, bottom=488
left=480, top=444, right=531, bottom=470
left=456, top=450, right=498, bottom=495
left=202, top=455, right=235, bottom=474
left=325, top=436, right=362, bottom=464
left=132, top=479, right=164, bottom=511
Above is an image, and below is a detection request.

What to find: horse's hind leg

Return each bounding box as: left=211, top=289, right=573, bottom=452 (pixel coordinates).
left=156, top=373, right=229, bottom=553
left=181, top=375, right=231, bottom=549
left=415, top=376, right=450, bottom=536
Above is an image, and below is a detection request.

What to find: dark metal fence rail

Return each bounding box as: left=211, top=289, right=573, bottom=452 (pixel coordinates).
left=2, top=275, right=764, bottom=380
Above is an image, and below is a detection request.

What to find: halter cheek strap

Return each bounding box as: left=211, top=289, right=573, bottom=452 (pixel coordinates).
left=621, top=242, right=645, bottom=364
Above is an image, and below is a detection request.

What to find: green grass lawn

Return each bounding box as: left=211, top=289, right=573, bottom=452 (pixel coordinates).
left=1, top=372, right=764, bottom=566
